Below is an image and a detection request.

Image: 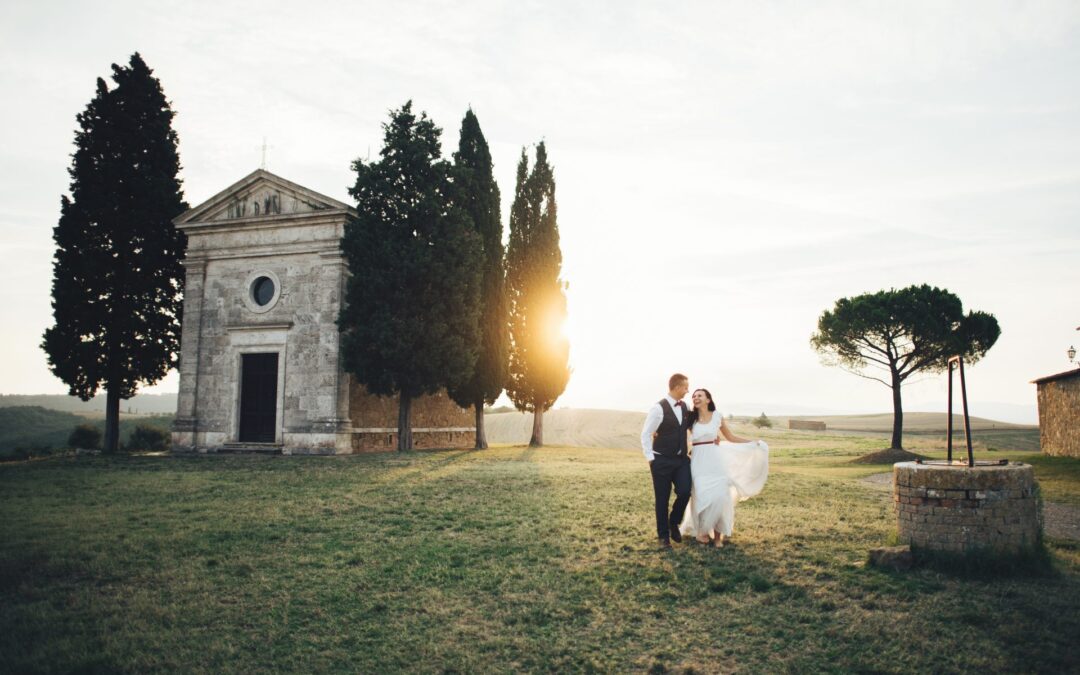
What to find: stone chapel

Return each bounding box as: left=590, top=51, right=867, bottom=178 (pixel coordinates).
left=170, top=169, right=473, bottom=454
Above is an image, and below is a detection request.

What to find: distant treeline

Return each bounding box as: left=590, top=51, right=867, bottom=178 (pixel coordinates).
left=0, top=406, right=174, bottom=458
left=0, top=393, right=178, bottom=415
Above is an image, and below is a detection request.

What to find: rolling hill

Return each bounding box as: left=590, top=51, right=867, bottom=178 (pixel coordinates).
left=484, top=408, right=1037, bottom=450
left=0, top=406, right=174, bottom=457
left=0, top=393, right=177, bottom=415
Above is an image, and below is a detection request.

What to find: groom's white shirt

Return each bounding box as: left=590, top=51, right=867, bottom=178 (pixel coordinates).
left=640, top=395, right=683, bottom=462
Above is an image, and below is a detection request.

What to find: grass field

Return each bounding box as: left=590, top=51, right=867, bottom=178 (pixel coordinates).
left=1, top=424, right=1077, bottom=673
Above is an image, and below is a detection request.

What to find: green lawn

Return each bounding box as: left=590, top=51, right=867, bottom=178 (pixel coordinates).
left=1, top=431, right=1077, bottom=673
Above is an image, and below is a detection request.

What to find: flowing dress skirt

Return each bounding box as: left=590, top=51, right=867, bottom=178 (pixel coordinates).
left=680, top=440, right=769, bottom=538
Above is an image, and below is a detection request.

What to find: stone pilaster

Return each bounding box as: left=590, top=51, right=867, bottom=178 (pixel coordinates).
left=172, top=258, right=207, bottom=451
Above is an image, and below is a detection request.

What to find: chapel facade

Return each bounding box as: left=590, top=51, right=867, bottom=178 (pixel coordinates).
left=171, top=169, right=473, bottom=454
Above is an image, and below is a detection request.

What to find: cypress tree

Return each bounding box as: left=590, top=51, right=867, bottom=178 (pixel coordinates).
left=447, top=109, right=507, bottom=449
left=339, top=101, right=483, bottom=451
left=506, top=142, right=571, bottom=447
left=41, top=53, right=187, bottom=453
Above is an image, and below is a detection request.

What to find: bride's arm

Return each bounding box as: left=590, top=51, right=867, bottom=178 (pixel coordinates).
left=720, top=418, right=752, bottom=444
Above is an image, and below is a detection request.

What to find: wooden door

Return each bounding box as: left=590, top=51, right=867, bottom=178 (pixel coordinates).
left=239, top=353, right=278, bottom=443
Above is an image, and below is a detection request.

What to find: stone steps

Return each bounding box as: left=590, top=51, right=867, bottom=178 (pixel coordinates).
left=220, top=442, right=283, bottom=455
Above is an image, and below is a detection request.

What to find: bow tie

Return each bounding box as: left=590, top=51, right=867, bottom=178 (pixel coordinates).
left=673, top=401, right=684, bottom=408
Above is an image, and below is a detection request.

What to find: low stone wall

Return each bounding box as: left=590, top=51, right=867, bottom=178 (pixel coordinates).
left=349, top=385, right=472, bottom=429
left=893, top=461, right=1040, bottom=553
left=789, top=420, right=826, bottom=431
left=350, top=429, right=474, bottom=452
left=348, top=383, right=475, bottom=452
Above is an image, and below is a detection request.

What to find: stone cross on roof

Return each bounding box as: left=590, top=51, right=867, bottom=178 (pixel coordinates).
left=259, top=137, right=274, bottom=171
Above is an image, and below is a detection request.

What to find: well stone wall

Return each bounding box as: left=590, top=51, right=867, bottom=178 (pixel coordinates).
left=893, top=462, right=1040, bottom=553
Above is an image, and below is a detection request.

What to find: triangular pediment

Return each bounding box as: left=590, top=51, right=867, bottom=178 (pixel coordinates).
left=175, top=169, right=353, bottom=226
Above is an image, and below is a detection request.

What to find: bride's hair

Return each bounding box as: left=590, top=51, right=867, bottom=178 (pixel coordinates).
left=688, top=388, right=716, bottom=427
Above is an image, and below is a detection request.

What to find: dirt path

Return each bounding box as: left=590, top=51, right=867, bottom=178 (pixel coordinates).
left=861, top=472, right=1080, bottom=542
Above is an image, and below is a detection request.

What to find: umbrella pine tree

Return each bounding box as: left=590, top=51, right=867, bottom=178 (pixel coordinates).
left=811, top=284, right=1000, bottom=450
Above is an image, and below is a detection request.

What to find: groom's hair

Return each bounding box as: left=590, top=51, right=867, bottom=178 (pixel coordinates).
left=668, top=373, right=688, bottom=390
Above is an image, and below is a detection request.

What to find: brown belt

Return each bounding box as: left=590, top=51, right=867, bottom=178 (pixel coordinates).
left=692, top=440, right=717, bottom=446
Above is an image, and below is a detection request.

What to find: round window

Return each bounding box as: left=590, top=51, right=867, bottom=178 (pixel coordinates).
left=252, top=276, right=275, bottom=306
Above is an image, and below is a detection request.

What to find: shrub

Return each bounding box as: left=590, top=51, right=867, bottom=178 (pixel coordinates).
left=752, top=412, right=773, bottom=429
left=127, top=424, right=170, bottom=452
left=68, top=424, right=101, bottom=450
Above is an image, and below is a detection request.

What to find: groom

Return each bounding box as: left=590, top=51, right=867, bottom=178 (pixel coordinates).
left=640, top=373, right=693, bottom=549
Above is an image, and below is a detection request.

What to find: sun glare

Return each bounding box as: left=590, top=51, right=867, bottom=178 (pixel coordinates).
left=559, top=309, right=573, bottom=341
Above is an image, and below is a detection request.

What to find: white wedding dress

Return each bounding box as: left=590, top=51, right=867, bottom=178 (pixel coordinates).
left=679, top=413, right=769, bottom=539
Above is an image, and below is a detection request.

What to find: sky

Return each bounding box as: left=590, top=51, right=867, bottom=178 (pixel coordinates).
left=2, top=1, right=1078, bottom=424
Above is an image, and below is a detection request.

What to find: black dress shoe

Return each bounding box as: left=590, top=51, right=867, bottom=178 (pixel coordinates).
left=658, top=537, right=672, bottom=549
left=669, top=525, right=682, bottom=544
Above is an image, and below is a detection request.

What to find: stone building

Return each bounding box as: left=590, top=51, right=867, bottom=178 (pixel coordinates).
left=171, top=169, right=472, bottom=454
left=1032, top=367, right=1080, bottom=458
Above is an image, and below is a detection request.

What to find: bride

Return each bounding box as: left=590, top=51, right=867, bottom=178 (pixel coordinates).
left=679, top=388, right=769, bottom=547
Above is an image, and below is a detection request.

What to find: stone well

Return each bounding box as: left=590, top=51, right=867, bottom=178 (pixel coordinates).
left=893, top=461, right=1041, bottom=553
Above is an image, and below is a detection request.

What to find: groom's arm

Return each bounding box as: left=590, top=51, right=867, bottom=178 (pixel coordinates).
left=641, top=404, right=662, bottom=463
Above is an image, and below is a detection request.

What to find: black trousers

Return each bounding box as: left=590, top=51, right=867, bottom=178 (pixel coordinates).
left=649, top=454, right=692, bottom=539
